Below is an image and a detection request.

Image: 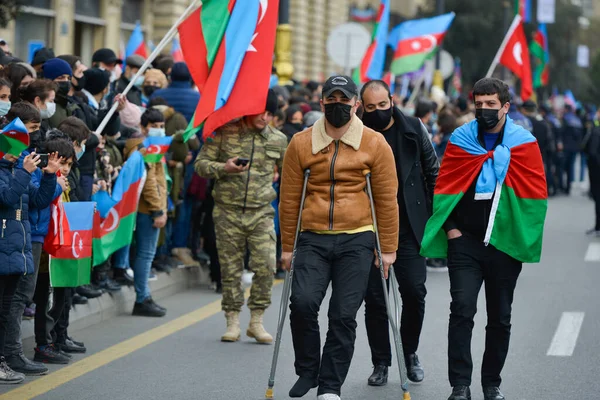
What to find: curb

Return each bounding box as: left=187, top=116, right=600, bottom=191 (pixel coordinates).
left=20, top=265, right=212, bottom=341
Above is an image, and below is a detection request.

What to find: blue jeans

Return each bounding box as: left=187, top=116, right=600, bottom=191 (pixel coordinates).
left=157, top=219, right=173, bottom=256
left=172, top=196, right=193, bottom=249
left=133, top=213, right=160, bottom=303
left=112, top=245, right=131, bottom=270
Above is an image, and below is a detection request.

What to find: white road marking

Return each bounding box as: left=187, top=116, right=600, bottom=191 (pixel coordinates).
left=584, top=243, right=600, bottom=262
left=547, top=312, right=585, bottom=357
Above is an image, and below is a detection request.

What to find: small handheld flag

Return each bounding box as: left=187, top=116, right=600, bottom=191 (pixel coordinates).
left=0, top=118, right=30, bottom=157
left=142, top=136, right=172, bottom=163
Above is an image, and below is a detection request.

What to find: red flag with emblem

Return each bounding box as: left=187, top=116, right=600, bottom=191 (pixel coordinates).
left=498, top=18, right=532, bottom=100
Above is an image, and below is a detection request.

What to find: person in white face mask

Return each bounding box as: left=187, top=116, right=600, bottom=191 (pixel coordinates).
left=18, top=79, right=56, bottom=120
left=0, top=78, right=12, bottom=120
left=113, top=54, right=145, bottom=107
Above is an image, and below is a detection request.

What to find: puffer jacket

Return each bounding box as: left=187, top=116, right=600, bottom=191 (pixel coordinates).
left=150, top=81, right=200, bottom=123
left=0, top=159, right=57, bottom=275
left=279, top=115, right=399, bottom=253
left=124, top=138, right=168, bottom=218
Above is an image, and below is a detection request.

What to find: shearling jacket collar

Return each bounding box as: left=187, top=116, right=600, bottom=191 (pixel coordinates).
left=311, top=114, right=364, bottom=154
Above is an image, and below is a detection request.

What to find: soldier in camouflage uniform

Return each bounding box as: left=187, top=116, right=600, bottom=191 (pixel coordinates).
left=195, top=90, right=287, bottom=343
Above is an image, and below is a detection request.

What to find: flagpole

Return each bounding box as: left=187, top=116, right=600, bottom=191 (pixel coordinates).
left=485, top=14, right=522, bottom=78
left=95, top=0, right=203, bottom=136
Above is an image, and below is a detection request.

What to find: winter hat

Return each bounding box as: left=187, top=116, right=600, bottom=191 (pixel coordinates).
left=170, top=62, right=191, bottom=82
left=42, top=58, right=73, bottom=81
left=31, top=47, right=55, bottom=67
left=265, top=89, right=278, bottom=114
left=83, top=68, right=110, bottom=95
left=144, top=69, right=168, bottom=88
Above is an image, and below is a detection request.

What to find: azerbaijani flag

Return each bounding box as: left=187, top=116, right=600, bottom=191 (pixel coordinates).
left=530, top=24, right=549, bottom=89
left=171, top=38, right=185, bottom=63
left=125, top=22, right=147, bottom=58
left=421, top=117, right=548, bottom=263
left=383, top=72, right=395, bottom=95
left=388, top=12, right=455, bottom=76
left=353, top=0, right=390, bottom=84
left=515, top=0, right=532, bottom=23
left=92, top=151, right=146, bottom=267
left=350, top=6, right=378, bottom=23
left=0, top=118, right=29, bottom=157
left=49, top=202, right=95, bottom=287
left=142, top=136, right=172, bottom=163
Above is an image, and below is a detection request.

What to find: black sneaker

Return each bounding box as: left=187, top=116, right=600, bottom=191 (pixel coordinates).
left=67, top=336, right=85, bottom=348
left=367, top=365, right=388, bottom=386
left=34, top=345, right=70, bottom=364
left=77, top=285, right=103, bottom=299
left=483, top=387, right=505, bottom=400
left=147, top=297, right=167, bottom=312
left=72, top=294, right=88, bottom=305
left=448, top=386, right=471, bottom=400
left=57, top=338, right=86, bottom=354
left=132, top=298, right=166, bottom=317
left=113, top=268, right=134, bottom=286
left=405, top=353, right=424, bottom=383
left=95, top=278, right=121, bottom=292
left=5, top=353, right=48, bottom=376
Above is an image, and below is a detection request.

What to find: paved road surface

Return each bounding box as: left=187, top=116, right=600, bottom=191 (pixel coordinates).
left=1, top=193, right=598, bottom=400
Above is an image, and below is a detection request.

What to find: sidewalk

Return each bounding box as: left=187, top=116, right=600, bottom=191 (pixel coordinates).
left=20, top=266, right=212, bottom=341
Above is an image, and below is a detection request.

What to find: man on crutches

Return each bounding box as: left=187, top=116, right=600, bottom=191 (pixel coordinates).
left=278, top=75, right=399, bottom=400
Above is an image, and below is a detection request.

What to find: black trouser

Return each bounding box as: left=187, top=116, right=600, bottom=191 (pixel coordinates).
left=0, top=275, right=20, bottom=357
left=589, top=160, right=600, bottom=230
left=290, top=231, right=374, bottom=397
left=33, top=273, right=68, bottom=346
left=364, top=233, right=427, bottom=366
left=447, top=233, right=522, bottom=388
left=52, top=288, right=73, bottom=343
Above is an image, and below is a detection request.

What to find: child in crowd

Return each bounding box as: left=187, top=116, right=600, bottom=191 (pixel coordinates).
left=0, top=110, right=59, bottom=383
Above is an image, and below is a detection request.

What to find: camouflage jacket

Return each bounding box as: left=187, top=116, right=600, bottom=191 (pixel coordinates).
left=195, top=120, right=287, bottom=210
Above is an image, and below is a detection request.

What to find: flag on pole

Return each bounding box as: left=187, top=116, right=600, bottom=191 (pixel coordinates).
left=179, top=0, right=279, bottom=141
left=92, top=151, right=146, bottom=267
left=564, top=90, right=577, bottom=108
left=495, top=16, right=532, bottom=101
left=171, top=38, right=185, bottom=62
left=49, top=202, right=95, bottom=287
left=350, top=6, right=378, bottom=23
left=530, top=23, right=549, bottom=89
left=0, top=118, right=29, bottom=157
left=353, top=0, right=390, bottom=84
left=387, top=13, right=455, bottom=76
left=125, top=22, right=147, bottom=58
left=449, top=58, right=462, bottom=98
left=514, top=0, right=532, bottom=23
left=383, top=72, right=395, bottom=95
left=142, top=136, right=173, bottom=163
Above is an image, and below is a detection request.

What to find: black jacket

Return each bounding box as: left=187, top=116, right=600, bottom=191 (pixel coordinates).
left=113, top=77, right=143, bottom=107
left=386, top=107, right=439, bottom=244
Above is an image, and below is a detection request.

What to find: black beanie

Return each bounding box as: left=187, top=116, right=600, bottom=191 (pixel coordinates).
left=83, top=68, right=111, bottom=96
left=265, top=89, right=278, bottom=114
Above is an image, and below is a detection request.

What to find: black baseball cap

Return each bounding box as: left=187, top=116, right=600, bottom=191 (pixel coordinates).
left=92, top=48, right=122, bottom=65
left=322, top=75, right=358, bottom=99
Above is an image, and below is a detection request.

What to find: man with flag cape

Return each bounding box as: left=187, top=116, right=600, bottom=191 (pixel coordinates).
left=420, top=78, right=547, bottom=400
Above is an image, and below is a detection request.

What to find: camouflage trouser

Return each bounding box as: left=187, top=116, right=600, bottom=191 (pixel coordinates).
left=213, top=204, right=276, bottom=312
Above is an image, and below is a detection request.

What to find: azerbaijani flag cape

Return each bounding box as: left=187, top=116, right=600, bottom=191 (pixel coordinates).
left=421, top=116, right=548, bottom=263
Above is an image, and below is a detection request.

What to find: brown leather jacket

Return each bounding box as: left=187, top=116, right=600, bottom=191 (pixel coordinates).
left=280, top=115, right=399, bottom=253
left=124, top=138, right=168, bottom=218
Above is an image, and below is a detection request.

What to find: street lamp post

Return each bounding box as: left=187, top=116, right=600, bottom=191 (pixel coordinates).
left=274, top=0, right=294, bottom=85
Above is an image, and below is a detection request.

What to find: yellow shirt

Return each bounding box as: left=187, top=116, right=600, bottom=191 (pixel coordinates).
left=307, top=225, right=374, bottom=235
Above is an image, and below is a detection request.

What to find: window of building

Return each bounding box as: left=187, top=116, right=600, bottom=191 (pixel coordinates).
left=14, top=8, right=54, bottom=62
left=75, top=0, right=101, bottom=18
left=122, top=0, right=144, bottom=25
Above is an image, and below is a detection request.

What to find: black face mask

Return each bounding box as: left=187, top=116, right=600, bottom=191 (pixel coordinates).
left=476, top=108, right=503, bottom=130
left=362, top=106, right=393, bottom=132
left=289, top=122, right=304, bottom=132
left=73, top=75, right=86, bottom=91
left=143, top=85, right=158, bottom=97
left=324, top=102, right=353, bottom=128
left=57, top=81, right=71, bottom=97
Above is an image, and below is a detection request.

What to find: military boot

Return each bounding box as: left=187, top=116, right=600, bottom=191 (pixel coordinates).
left=221, top=312, right=241, bottom=342
left=246, top=309, right=273, bottom=344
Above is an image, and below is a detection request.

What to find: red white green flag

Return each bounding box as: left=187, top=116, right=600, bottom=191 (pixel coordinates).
left=530, top=23, right=549, bottom=89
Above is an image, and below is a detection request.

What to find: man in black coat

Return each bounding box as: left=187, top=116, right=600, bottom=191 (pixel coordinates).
left=360, top=80, right=439, bottom=386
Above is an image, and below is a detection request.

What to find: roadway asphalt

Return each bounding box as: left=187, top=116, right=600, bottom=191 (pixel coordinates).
left=0, top=190, right=598, bottom=400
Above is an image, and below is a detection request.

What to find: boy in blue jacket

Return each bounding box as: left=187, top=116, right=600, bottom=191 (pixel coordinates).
left=0, top=118, right=60, bottom=384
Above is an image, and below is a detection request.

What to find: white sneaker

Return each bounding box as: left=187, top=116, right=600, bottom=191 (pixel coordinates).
left=125, top=268, right=134, bottom=280
left=317, top=394, right=340, bottom=400
left=148, top=273, right=158, bottom=282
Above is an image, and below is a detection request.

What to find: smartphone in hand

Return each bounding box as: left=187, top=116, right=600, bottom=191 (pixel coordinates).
left=235, top=157, right=250, bottom=167
left=37, top=153, right=49, bottom=169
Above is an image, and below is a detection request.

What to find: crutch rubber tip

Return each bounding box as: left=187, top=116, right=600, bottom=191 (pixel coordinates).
left=265, top=388, right=274, bottom=399
left=362, top=169, right=371, bottom=176
left=403, top=393, right=411, bottom=400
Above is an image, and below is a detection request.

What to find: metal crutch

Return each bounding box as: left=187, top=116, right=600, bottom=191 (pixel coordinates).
left=265, top=168, right=311, bottom=399
left=364, top=170, right=412, bottom=400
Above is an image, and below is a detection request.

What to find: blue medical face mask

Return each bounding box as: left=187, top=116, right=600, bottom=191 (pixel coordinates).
left=76, top=144, right=86, bottom=160
left=0, top=100, right=11, bottom=116
left=148, top=127, right=166, bottom=137
left=134, top=76, right=145, bottom=87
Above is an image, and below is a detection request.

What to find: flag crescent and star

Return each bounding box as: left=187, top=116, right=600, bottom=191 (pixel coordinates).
left=72, top=232, right=82, bottom=259
left=248, top=0, right=268, bottom=53
left=103, top=208, right=120, bottom=233
left=146, top=145, right=161, bottom=154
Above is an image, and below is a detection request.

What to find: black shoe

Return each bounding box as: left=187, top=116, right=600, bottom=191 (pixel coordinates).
left=58, top=348, right=72, bottom=359
left=34, top=345, right=70, bottom=364
left=132, top=298, right=166, bottom=317
left=113, top=268, right=134, bottom=286
left=166, top=256, right=184, bottom=269
left=289, top=376, right=318, bottom=398
left=367, top=364, right=388, bottom=386
left=72, top=293, right=88, bottom=305
left=57, top=338, right=86, bottom=354
left=77, top=285, right=103, bottom=299
left=448, top=386, right=471, bottom=400
left=152, top=255, right=173, bottom=273
left=5, top=353, right=48, bottom=376
left=147, top=297, right=166, bottom=312
left=405, top=353, right=424, bottom=383
left=483, top=387, right=505, bottom=400
left=67, top=336, right=85, bottom=348
left=95, top=278, right=121, bottom=292
left=215, top=285, right=223, bottom=294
